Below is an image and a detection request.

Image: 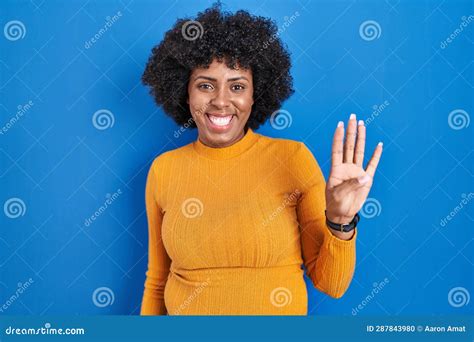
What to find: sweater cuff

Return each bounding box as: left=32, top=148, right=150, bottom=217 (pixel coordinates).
left=324, top=226, right=358, bottom=247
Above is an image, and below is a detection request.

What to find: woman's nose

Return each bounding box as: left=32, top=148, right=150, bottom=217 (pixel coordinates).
left=210, top=88, right=231, bottom=108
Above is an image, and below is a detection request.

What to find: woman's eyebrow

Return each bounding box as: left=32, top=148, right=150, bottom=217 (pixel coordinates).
left=193, top=76, right=250, bottom=82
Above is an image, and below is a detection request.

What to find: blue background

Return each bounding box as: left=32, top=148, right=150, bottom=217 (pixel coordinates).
left=1, top=0, right=472, bottom=316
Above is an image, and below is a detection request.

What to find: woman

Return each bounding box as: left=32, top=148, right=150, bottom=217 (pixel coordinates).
left=140, top=4, right=382, bottom=315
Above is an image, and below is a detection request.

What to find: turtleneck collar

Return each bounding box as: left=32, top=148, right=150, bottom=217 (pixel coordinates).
left=192, top=128, right=259, bottom=160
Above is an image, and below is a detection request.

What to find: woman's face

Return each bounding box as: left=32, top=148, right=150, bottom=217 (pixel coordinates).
left=187, top=59, right=254, bottom=148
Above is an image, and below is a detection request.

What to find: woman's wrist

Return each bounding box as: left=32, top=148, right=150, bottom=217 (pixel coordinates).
left=325, top=211, right=355, bottom=225
left=325, top=210, right=357, bottom=240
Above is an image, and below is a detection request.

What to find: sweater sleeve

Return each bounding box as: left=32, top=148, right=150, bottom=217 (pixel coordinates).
left=293, top=142, right=357, bottom=299
left=140, top=159, right=171, bottom=315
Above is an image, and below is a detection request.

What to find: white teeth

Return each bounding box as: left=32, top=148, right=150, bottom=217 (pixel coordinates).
left=208, top=114, right=232, bottom=126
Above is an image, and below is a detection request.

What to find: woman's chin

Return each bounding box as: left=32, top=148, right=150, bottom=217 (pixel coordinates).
left=200, top=129, right=244, bottom=148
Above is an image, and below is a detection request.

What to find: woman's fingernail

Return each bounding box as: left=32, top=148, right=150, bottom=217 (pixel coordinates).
left=378, top=141, right=383, bottom=147
left=358, top=120, right=364, bottom=126
left=337, top=121, right=344, bottom=127
left=350, top=114, right=356, bottom=120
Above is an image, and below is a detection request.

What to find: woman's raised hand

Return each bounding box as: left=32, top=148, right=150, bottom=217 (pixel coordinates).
left=325, top=114, right=383, bottom=225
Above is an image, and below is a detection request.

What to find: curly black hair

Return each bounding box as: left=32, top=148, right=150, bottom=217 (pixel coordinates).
left=142, top=2, right=294, bottom=130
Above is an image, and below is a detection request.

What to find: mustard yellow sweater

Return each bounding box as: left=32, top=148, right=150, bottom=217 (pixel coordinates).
left=140, top=128, right=357, bottom=315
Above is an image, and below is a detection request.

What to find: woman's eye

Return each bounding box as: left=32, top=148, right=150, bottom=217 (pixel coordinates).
left=198, top=83, right=213, bottom=90
left=232, top=84, right=245, bottom=91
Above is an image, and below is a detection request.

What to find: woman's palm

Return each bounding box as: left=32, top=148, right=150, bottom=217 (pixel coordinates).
left=325, top=114, right=383, bottom=223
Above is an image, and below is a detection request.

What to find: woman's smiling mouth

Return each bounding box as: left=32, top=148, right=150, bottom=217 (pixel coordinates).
left=205, top=113, right=235, bottom=132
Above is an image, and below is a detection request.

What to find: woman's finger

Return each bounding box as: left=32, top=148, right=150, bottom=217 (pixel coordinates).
left=343, top=113, right=357, bottom=163
left=365, top=142, right=383, bottom=177
left=331, top=121, right=344, bottom=168
left=354, top=120, right=366, bottom=166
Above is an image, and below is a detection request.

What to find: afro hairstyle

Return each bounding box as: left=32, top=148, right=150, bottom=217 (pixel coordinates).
left=142, top=2, right=294, bottom=130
